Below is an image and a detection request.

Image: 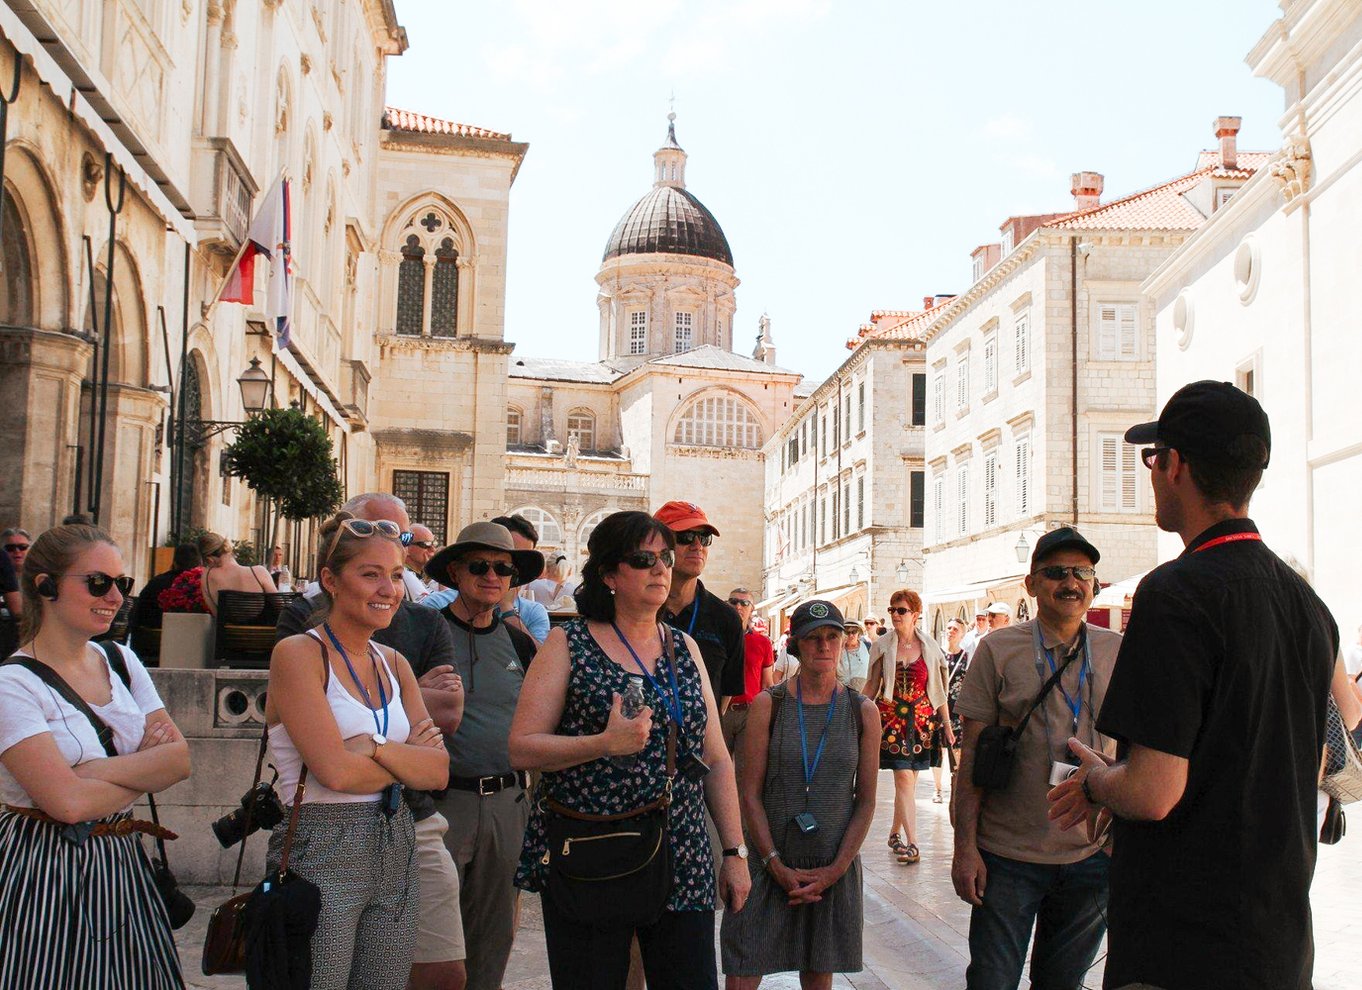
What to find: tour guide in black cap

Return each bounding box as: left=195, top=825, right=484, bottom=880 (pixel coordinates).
left=1047, top=379, right=1337, bottom=990
left=785, top=599, right=847, bottom=654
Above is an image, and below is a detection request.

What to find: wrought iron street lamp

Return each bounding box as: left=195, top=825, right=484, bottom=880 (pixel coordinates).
left=1014, top=532, right=1030, bottom=564
left=895, top=560, right=910, bottom=585
left=237, top=357, right=271, bottom=414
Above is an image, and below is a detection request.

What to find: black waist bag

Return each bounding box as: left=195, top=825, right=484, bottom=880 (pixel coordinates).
left=971, top=640, right=1083, bottom=791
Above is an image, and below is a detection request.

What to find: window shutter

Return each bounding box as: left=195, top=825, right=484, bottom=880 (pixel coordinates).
left=1014, top=311, right=1029, bottom=372
left=1099, top=433, right=1121, bottom=509
left=1119, top=305, right=1138, bottom=359
left=957, top=466, right=969, bottom=536
left=933, top=476, right=944, bottom=542
left=1121, top=443, right=1139, bottom=509
left=1015, top=435, right=1030, bottom=515
left=984, top=453, right=997, bottom=527
left=984, top=336, right=997, bottom=392
left=933, top=375, right=945, bottom=423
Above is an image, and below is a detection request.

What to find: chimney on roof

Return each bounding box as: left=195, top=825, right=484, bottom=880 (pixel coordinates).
left=1215, top=116, right=1241, bottom=170
left=923, top=296, right=934, bottom=310
left=1071, top=172, right=1104, bottom=211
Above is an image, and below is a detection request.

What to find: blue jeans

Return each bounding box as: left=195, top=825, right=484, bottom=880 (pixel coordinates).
left=965, top=848, right=1109, bottom=990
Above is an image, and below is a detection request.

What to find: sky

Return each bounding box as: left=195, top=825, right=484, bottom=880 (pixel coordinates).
left=385, top=0, right=1287, bottom=382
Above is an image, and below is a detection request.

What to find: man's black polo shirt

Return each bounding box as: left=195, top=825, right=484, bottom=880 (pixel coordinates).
left=1096, top=518, right=1337, bottom=990
left=661, top=580, right=745, bottom=700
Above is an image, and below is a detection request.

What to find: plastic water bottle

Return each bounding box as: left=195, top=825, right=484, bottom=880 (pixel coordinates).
left=276, top=564, right=292, bottom=592
left=611, top=676, right=646, bottom=769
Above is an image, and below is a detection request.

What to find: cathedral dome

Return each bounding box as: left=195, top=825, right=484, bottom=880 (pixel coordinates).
left=602, top=186, right=733, bottom=266
left=601, top=115, right=733, bottom=267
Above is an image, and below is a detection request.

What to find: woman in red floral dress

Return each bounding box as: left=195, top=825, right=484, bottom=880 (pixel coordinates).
left=863, top=589, right=952, bottom=865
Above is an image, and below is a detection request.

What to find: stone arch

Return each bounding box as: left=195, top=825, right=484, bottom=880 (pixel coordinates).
left=667, top=386, right=766, bottom=449
left=83, top=241, right=149, bottom=387
left=379, top=192, right=478, bottom=337
left=2, top=141, right=69, bottom=330
left=381, top=192, right=477, bottom=257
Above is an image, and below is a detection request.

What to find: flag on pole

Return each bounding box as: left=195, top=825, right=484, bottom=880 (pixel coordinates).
left=220, top=176, right=294, bottom=349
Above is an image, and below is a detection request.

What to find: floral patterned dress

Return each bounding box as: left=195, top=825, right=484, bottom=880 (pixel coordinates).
left=877, top=658, right=938, bottom=761
left=515, top=618, right=716, bottom=912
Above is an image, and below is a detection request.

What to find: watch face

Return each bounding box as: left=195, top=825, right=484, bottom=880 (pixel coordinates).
left=737, top=843, right=749, bottom=859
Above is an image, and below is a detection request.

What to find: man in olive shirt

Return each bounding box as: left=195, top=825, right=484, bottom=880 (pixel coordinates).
left=952, top=527, right=1120, bottom=990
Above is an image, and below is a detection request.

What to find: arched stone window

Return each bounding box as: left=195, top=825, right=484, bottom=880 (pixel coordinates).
left=0, top=189, right=33, bottom=326
left=566, top=409, right=596, bottom=452
left=673, top=392, right=763, bottom=449
left=430, top=237, right=459, bottom=337
left=506, top=405, right=523, bottom=446
left=511, top=505, right=562, bottom=547
left=396, top=235, right=425, bottom=335
left=385, top=202, right=473, bottom=338
left=579, top=508, right=611, bottom=550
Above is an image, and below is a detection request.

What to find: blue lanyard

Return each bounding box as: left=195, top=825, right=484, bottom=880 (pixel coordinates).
left=323, top=624, right=389, bottom=737
left=611, top=623, right=683, bottom=726
left=794, top=676, right=838, bottom=795
left=1031, top=623, right=1089, bottom=736
left=672, top=594, right=700, bottom=637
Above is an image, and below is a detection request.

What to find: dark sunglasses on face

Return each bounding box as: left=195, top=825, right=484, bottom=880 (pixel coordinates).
left=4, top=543, right=29, bottom=553
left=1034, top=565, right=1098, bottom=582
left=728, top=598, right=753, bottom=607
left=886, top=606, right=914, bottom=616
left=621, top=548, right=675, bottom=570
left=465, top=560, right=518, bottom=579
left=1141, top=446, right=1172, bottom=469
left=66, top=572, right=134, bottom=597
left=410, top=540, right=438, bottom=550
left=675, top=531, right=713, bottom=547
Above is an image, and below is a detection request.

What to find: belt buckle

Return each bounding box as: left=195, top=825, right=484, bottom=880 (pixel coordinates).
left=478, top=775, right=498, bottom=797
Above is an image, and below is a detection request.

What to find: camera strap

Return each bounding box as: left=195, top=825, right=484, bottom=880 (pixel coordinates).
left=1010, top=640, right=1084, bottom=742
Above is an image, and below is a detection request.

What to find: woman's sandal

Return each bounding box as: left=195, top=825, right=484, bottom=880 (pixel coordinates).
left=888, top=833, right=908, bottom=858
left=901, top=843, right=921, bottom=864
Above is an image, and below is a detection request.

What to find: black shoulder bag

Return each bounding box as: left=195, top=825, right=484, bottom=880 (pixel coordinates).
left=971, top=639, right=1083, bottom=791
left=541, top=627, right=679, bottom=929
left=4, top=643, right=196, bottom=929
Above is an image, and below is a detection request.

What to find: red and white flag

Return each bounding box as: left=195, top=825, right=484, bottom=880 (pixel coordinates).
left=220, top=177, right=294, bottom=349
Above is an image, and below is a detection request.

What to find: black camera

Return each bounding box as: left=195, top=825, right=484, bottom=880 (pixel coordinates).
left=211, top=780, right=286, bottom=848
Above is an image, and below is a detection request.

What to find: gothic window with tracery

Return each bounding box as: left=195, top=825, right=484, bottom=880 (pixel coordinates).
left=396, top=234, right=425, bottom=335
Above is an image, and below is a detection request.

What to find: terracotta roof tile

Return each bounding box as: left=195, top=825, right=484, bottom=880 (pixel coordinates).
left=1046, top=151, right=1271, bottom=231
left=382, top=107, right=511, bottom=141
left=849, top=307, right=936, bottom=346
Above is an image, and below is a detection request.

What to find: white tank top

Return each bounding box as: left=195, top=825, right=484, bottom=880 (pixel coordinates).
left=268, top=630, right=412, bottom=804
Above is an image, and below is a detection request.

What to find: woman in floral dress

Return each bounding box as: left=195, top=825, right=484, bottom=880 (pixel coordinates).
left=510, top=511, right=749, bottom=990
left=863, top=589, right=953, bottom=864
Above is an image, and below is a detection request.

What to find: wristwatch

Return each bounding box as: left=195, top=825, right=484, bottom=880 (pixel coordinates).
left=760, top=849, right=780, bottom=867
left=721, top=844, right=748, bottom=860
left=371, top=732, right=387, bottom=752
left=1081, top=772, right=1097, bottom=805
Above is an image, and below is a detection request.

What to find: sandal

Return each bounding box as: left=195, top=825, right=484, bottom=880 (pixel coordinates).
left=932, top=790, right=943, bottom=804
left=888, top=833, right=908, bottom=857
left=901, top=843, right=921, bottom=864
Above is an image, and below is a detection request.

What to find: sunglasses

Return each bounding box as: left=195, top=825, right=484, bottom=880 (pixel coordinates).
left=4, top=543, right=29, bottom=553
left=728, top=598, right=753, bottom=607
left=1141, top=446, right=1172, bottom=469
left=324, top=518, right=405, bottom=564
left=675, top=531, right=713, bottom=547
left=410, top=540, right=438, bottom=550
left=621, top=548, right=675, bottom=570
left=66, top=572, right=134, bottom=597
left=465, top=559, right=518, bottom=579
left=886, top=606, right=915, bottom=616
left=1034, top=565, right=1098, bottom=582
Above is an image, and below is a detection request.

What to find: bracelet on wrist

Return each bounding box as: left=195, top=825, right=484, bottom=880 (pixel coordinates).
left=761, top=849, right=780, bottom=868
left=1081, top=771, right=1098, bottom=805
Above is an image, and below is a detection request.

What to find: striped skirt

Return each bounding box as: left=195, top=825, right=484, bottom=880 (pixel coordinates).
left=0, top=809, right=184, bottom=989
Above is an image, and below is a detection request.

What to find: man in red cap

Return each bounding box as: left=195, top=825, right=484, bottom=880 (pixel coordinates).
left=653, top=500, right=746, bottom=708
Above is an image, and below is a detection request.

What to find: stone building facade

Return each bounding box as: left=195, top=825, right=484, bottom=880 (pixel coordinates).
left=759, top=310, right=929, bottom=631
left=918, top=135, right=1265, bottom=633
left=1144, top=0, right=1362, bottom=637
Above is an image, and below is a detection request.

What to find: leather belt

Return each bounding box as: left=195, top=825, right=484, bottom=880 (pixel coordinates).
left=729, top=702, right=752, bottom=710
left=446, top=771, right=526, bottom=796
left=4, top=804, right=178, bottom=840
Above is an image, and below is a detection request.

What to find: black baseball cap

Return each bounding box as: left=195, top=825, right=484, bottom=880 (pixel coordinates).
left=1030, top=526, right=1100, bottom=571
left=787, top=599, right=846, bottom=656
left=1124, top=380, right=1270, bottom=467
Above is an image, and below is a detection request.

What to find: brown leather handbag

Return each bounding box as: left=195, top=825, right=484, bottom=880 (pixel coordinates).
left=201, top=720, right=308, bottom=975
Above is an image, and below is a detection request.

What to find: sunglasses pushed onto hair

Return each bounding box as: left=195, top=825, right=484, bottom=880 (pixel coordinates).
left=465, top=559, right=518, bottom=579
left=620, top=549, right=675, bottom=570
left=324, top=518, right=410, bottom=564
left=68, top=572, right=135, bottom=598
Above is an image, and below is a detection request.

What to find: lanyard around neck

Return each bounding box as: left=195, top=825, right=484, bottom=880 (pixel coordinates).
left=612, top=622, right=683, bottom=726
left=1193, top=531, right=1262, bottom=553
left=1031, top=623, right=1090, bottom=737
left=795, top=676, right=838, bottom=796
left=324, top=623, right=389, bottom=737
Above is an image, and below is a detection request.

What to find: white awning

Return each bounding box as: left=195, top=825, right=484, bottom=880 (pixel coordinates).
left=922, top=573, right=1026, bottom=606
left=755, top=588, right=802, bottom=612
left=275, top=343, right=349, bottom=432
left=1093, top=570, right=1147, bottom=607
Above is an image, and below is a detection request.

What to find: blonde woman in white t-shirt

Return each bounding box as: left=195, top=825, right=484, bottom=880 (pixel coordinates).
left=265, top=511, right=449, bottom=990
left=0, top=524, right=191, bottom=989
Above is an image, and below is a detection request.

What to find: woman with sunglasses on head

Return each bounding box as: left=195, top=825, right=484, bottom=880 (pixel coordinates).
left=197, top=531, right=276, bottom=618
left=266, top=511, right=450, bottom=989
left=0, top=524, right=190, bottom=988
left=510, top=510, right=750, bottom=990
left=863, top=589, right=953, bottom=866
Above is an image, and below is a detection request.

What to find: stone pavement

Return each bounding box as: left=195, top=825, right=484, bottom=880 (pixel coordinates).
left=177, top=772, right=1362, bottom=988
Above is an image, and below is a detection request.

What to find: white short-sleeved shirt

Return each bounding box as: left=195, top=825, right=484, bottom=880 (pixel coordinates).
left=0, top=642, right=165, bottom=808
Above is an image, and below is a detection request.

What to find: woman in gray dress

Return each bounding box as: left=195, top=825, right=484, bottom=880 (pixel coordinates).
left=721, top=599, right=881, bottom=989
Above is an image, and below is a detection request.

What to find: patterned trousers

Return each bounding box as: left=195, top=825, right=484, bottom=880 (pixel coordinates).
left=267, top=800, right=419, bottom=990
